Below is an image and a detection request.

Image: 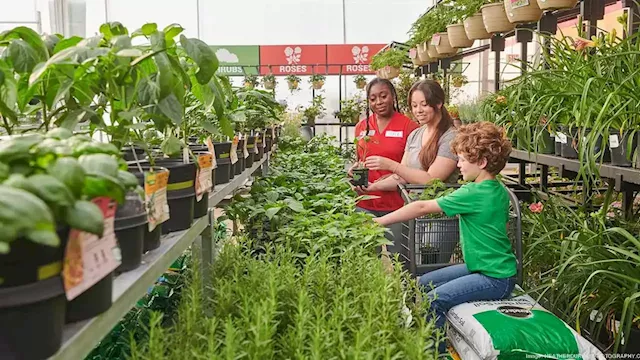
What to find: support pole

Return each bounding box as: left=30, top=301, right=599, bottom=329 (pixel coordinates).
left=490, top=35, right=505, bottom=92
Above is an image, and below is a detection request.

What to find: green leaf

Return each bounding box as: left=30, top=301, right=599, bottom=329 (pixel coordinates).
left=116, top=48, right=143, bottom=57
left=265, top=206, right=281, bottom=220
left=117, top=170, right=139, bottom=189
left=53, top=36, right=82, bottom=54
left=47, top=78, right=73, bottom=108
left=48, top=157, right=86, bottom=198
left=83, top=174, right=125, bottom=204
left=163, top=24, right=184, bottom=42
left=110, top=35, right=132, bottom=52
left=0, top=60, right=18, bottom=122
left=142, top=23, right=158, bottom=36
left=42, top=34, right=60, bottom=56
left=161, top=135, right=182, bottom=156
left=158, top=93, right=183, bottom=125
left=1, top=26, right=49, bottom=61
left=26, top=174, right=76, bottom=219
left=266, top=191, right=279, bottom=202
left=179, top=36, right=218, bottom=84
left=65, top=200, right=104, bottom=236
left=99, top=22, right=127, bottom=41
left=4, top=39, right=40, bottom=73
left=59, top=108, right=90, bottom=131
left=286, top=198, right=304, bottom=212
left=78, top=153, right=120, bottom=179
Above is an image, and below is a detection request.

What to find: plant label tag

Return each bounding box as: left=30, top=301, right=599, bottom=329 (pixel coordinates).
left=385, top=130, right=403, bottom=138
left=510, top=0, right=530, bottom=9
left=609, top=134, right=620, bottom=148
left=431, top=34, right=441, bottom=46
left=557, top=133, right=568, bottom=144
left=195, top=154, right=213, bottom=201
left=230, top=137, right=239, bottom=164
left=409, top=48, right=417, bottom=59
left=205, top=137, right=217, bottom=169
left=182, top=147, right=189, bottom=164
left=144, top=170, right=170, bottom=231
left=63, top=197, right=120, bottom=301
left=243, top=138, right=249, bottom=159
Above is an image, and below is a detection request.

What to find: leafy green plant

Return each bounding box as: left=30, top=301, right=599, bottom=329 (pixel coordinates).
left=309, top=74, right=326, bottom=89
left=354, top=74, right=367, bottom=89
left=262, top=73, right=276, bottom=89
left=299, top=95, right=325, bottom=126
left=244, top=74, right=258, bottom=88
left=370, top=48, right=407, bottom=71
left=333, top=96, right=364, bottom=124
left=286, top=74, right=301, bottom=92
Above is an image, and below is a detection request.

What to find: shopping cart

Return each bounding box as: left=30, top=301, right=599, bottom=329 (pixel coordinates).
left=397, top=183, right=524, bottom=285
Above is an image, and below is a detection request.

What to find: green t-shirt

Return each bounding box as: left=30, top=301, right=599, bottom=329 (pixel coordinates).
left=435, top=179, right=517, bottom=279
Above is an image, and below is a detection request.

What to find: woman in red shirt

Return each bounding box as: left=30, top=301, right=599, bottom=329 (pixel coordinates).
left=348, top=78, right=419, bottom=253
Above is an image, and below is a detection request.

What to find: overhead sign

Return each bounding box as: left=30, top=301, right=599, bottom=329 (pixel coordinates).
left=210, top=45, right=259, bottom=76
left=327, top=44, right=386, bottom=74
left=259, top=45, right=327, bottom=75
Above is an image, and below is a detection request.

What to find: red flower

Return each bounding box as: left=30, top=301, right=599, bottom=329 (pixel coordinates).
left=529, top=202, right=544, bottom=214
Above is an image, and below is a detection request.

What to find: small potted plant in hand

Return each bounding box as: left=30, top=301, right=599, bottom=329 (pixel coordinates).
left=244, top=74, right=258, bottom=89
left=310, top=74, right=326, bottom=90
left=262, top=73, right=276, bottom=90
left=352, top=132, right=374, bottom=187
left=354, top=75, right=367, bottom=89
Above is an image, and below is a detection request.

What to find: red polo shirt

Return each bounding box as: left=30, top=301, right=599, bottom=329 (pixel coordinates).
left=355, top=112, right=419, bottom=212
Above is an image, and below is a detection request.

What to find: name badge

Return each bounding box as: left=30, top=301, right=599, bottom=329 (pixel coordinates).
left=368, top=130, right=375, bottom=136
left=385, top=130, right=403, bottom=138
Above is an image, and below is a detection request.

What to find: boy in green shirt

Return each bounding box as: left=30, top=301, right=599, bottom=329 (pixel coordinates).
left=374, top=122, right=517, bottom=354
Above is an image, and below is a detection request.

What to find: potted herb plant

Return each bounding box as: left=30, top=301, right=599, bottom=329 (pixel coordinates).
left=352, top=131, right=375, bottom=187
left=262, top=73, right=276, bottom=90
left=310, top=74, right=326, bottom=90
left=354, top=75, right=367, bottom=90
left=286, top=74, right=301, bottom=92
left=244, top=74, right=258, bottom=89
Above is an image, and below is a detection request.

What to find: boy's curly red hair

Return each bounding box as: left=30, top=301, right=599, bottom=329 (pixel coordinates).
left=451, top=122, right=512, bottom=175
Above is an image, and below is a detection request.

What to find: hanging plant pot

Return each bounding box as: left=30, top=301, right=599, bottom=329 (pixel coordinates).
left=433, top=32, right=456, bottom=56
left=264, top=80, right=275, bottom=90
left=537, top=0, right=577, bottom=11
left=0, top=276, right=66, bottom=359
left=417, top=42, right=432, bottom=63
left=427, top=43, right=441, bottom=60
left=504, top=0, right=543, bottom=24
left=464, top=13, right=492, bottom=40
left=244, top=82, right=254, bottom=89
left=355, top=79, right=367, bottom=90
left=312, top=80, right=324, bottom=90
left=287, top=80, right=299, bottom=90
left=351, top=168, right=369, bottom=187
left=351, top=113, right=360, bottom=124
left=114, top=190, right=147, bottom=272
left=452, top=78, right=465, bottom=88
left=481, top=3, right=516, bottom=34
left=447, top=24, right=474, bottom=48
left=376, top=66, right=400, bottom=80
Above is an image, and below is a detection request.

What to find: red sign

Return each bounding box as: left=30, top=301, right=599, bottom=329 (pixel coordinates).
left=259, top=45, right=327, bottom=75
left=327, top=44, right=386, bottom=74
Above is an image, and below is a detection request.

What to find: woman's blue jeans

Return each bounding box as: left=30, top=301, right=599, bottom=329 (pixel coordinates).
left=418, top=264, right=516, bottom=353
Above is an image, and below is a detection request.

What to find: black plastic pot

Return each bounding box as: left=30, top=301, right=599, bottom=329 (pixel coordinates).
left=114, top=191, right=147, bottom=272
left=536, top=129, right=555, bottom=155
left=122, top=145, right=146, bottom=162
left=559, top=126, right=579, bottom=159
left=608, top=130, right=637, bottom=167
left=155, top=159, right=196, bottom=234
left=265, top=128, right=273, bottom=152
left=235, top=138, right=245, bottom=175
left=254, top=133, right=265, bottom=162
left=194, top=193, right=209, bottom=218
left=66, top=272, right=113, bottom=323
left=0, top=227, right=70, bottom=287
left=351, top=168, right=369, bottom=187
left=214, top=142, right=232, bottom=185
left=144, top=226, right=162, bottom=253
left=554, top=134, right=562, bottom=156
left=584, top=128, right=611, bottom=163
left=245, top=136, right=256, bottom=169
left=0, top=276, right=66, bottom=359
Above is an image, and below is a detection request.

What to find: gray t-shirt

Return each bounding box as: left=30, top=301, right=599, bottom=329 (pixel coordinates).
left=404, top=126, right=459, bottom=183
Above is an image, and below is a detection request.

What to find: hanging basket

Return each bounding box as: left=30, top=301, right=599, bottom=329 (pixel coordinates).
left=434, top=32, right=456, bottom=57
left=453, top=78, right=465, bottom=88
left=356, top=80, right=367, bottom=89
left=417, top=42, right=432, bottom=63
left=536, top=0, right=578, bottom=10
left=410, top=48, right=427, bottom=66
left=464, top=13, right=491, bottom=40
left=264, top=80, right=275, bottom=90
left=447, top=23, right=474, bottom=48
left=287, top=80, right=299, bottom=90
left=504, top=0, right=543, bottom=24
left=312, top=80, right=324, bottom=90
left=376, top=66, right=400, bottom=80
left=427, top=43, right=441, bottom=60
left=481, top=3, right=516, bottom=34
left=244, top=82, right=254, bottom=89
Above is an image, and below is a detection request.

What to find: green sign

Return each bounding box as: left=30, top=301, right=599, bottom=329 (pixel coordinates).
left=210, top=45, right=260, bottom=76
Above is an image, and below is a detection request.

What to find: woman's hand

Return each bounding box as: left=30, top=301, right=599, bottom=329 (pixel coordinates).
left=365, top=156, right=397, bottom=172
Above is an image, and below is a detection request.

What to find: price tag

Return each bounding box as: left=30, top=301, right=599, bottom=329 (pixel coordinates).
left=182, top=147, right=189, bottom=164
left=243, top=137, right=249, bottom=158
left=510, top=0, right=530, bottom=9
left=230, top=136, right=239, bottom=164
left=144, top=169, right=170, bottom=232
left=195, top=153, right=213, bottom=201
left=557, top=133, right=568, bottom=144
left=63, top=197, right=121, bottom=301
left=206, top=137, right=217, bottom=169
left=431, top=34, right=441, bottom=46
left=609, top=134, right=620, bottom=149
left=409, top=48, right=417, bottom=59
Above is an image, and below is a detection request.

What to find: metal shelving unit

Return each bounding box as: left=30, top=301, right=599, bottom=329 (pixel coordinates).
left=49, top=152, right=272, bottom=360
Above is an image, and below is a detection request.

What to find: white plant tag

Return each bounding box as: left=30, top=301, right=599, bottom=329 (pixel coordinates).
left=609, top=134, right=620, bottom=149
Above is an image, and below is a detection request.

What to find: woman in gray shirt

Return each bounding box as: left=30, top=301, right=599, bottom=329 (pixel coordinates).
left=363, top=80, right=459, bottom=190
